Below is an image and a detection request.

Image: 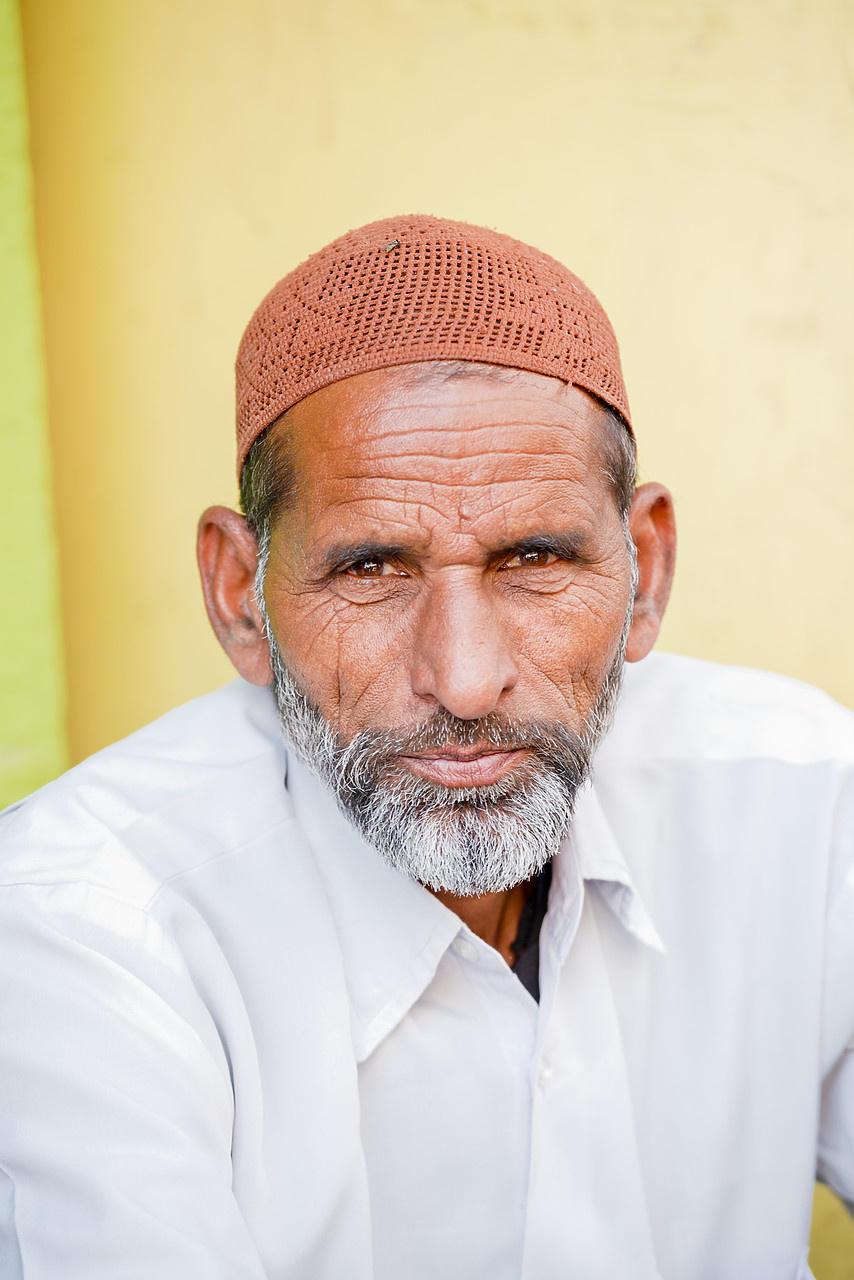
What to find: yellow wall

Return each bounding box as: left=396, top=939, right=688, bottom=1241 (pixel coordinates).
left=16, top=0, right=854, bottom=1269
left=0, top=0, right=65, bottom=808
left=20, top=0, right=854, bottom=765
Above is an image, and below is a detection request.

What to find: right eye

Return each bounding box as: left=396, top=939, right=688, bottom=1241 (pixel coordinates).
left=501, top=548, right=561, bottom=570
left=344, top=558, right=391, bottom=578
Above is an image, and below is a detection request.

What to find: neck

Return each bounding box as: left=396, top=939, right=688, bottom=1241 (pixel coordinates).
left=430, top=880, right=534, bottom=965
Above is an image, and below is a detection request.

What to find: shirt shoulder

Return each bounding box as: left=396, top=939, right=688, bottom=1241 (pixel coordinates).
left=0, top=680, right=290, bottom=908
left=603, top=651, right=854, bottom=767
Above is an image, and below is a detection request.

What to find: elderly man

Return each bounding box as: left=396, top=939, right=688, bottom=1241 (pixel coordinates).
left=0, top=216, right=852, bottom=1279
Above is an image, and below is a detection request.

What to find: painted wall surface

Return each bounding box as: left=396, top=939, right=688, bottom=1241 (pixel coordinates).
left=20, top=0, right=854, bottom=764
left=17, top=0, right=854, bottom=1270
left=0, top=0, right=65, bottom=808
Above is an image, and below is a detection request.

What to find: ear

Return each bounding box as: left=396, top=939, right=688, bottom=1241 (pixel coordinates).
left=197, top=506, right=273, bottom=686
left=625, top=482, right=677, bottom=663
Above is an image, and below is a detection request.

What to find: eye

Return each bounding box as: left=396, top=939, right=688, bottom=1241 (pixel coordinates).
left=342, top=556, right=412, bottom=581
left=345, top=558, right=390, bottom=578
left=502, top=547, right=560, bottom=570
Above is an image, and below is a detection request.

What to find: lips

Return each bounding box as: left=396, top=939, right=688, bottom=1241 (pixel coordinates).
left=399, top=748, right=528, bottom=787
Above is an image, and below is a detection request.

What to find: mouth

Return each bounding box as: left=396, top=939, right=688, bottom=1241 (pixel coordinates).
left=398, top=747, right=529, bottom=788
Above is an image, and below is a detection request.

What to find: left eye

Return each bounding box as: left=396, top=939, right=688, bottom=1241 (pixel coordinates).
left=345, top=559, right=389, bottom=578
left=505, top=549, right=558, bottom=569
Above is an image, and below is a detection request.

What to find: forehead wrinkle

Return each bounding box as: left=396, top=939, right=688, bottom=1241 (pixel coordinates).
left=313, top=461, right=593, bottom=494
left=333, top=408, right=594, bottom=453
left=351, top=415, right=567, bottom=442
left=283, top=368, right=617, bottom=492
left=339, top=435, right=590, bottom=467
left=302, top=419, right=598, bottom=493
left=305, top=476, right=604, bottom=535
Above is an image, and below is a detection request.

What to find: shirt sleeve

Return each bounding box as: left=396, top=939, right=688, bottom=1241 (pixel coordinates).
left=0, top=878, right=270, bottom=1279
left=816, top=771, right=854, bottom=1215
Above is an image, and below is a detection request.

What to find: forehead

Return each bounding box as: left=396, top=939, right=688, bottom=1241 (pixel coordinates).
left=278, top=363, right=616, bottom=513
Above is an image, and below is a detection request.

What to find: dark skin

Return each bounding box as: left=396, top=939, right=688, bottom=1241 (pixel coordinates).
left=198, top=365, right=676, bottom=964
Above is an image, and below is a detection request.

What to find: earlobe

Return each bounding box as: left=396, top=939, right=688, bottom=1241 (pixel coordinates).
left=625, top=483, right=677, bottom=663
left=196, top=506, right=273, bottom=686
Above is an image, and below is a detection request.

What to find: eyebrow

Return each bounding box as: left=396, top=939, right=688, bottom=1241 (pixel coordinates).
left=314, top=529, right=595, bottom=578
left=487, top=531, right=596, bottom=565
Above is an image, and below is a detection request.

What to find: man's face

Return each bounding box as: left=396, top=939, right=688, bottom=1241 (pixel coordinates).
left=253, top=364, right=638, bottom=894
left=262, top=364, right=635, bottom=745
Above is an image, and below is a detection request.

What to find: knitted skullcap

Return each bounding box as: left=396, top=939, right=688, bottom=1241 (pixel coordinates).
left=235, top=214, right=631, bottom=477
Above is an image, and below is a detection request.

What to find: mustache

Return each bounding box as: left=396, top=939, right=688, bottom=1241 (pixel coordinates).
left=336, top=707, right=591, bottom=792
left=341, top=708, right=587, bottom=755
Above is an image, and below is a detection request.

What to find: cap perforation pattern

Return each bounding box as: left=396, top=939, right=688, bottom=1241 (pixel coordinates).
left=234, top=214, right=631, bottom=476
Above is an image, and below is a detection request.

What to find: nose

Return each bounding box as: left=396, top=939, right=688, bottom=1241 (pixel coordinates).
left=409, top=576, right=518, bottom=720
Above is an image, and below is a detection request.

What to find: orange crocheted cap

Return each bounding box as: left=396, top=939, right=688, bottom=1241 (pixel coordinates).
left=235, top=214, right=631, bottom=477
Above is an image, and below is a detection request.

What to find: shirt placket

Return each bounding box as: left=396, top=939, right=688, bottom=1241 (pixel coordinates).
left=521, top=856, right=662, bottom=1280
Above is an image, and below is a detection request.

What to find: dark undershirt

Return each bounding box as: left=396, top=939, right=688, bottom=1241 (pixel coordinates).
left=509, top=861, right=553, bottom=1003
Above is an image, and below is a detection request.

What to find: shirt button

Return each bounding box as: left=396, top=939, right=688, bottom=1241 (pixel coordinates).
left=538, top=1061, right=553, bottom=1090
left=451, top=937, right=479, bottom=963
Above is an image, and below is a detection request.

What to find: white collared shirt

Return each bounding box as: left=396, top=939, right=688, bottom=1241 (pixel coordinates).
left=0, top=653, right=852, bottom=1278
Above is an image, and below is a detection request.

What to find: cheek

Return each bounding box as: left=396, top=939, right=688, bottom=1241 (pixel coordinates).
left=506, top=570, right=632, bottom=697
left=268, top=587, right=411, bottom=722
left=512, top=557, right=629, bottom=633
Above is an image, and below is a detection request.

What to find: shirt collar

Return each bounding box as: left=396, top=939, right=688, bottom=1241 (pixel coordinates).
left=284, top=753, right=461, bottom=1063
left=283, top=750, right=665, bottom=1064
left=556, top=779, right=667, bottom=958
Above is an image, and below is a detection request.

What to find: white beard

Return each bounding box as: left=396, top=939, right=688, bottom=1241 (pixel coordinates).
left=264, top=629, right=628, bottom=897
